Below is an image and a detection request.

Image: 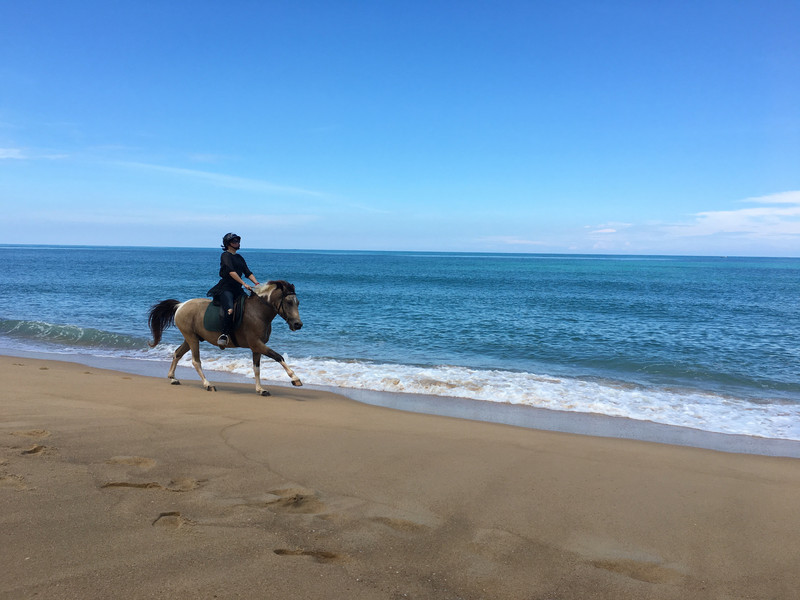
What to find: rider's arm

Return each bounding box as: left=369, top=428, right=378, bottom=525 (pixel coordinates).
left=237, top=256, right=259, bottom=289
left=227, top=271, right=254, bottom=291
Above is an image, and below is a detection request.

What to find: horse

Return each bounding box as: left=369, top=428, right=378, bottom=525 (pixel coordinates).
left=147, top=280, right=303, bottom=395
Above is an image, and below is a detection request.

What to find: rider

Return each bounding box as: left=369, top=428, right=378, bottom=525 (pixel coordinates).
left=207, top=233, right=261, bottom=347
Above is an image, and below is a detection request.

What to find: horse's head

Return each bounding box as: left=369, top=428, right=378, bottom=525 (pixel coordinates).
left=255, top=280, right=303, bottom=331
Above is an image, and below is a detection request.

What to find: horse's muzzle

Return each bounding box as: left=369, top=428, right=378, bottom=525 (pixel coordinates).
left=289, top=321, right=303, bottom=331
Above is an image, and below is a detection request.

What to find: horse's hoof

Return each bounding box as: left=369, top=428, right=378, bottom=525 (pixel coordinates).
left=258, top=390, right=271, bottom=397
left=170, top=379, right=181, bottom=386
left=292, top=380, right=303, bottom=387
left=205, top=385, right=216, bottom=392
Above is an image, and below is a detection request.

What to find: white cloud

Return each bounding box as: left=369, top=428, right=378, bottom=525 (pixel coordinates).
left=116, top=161, right=327, bottom=198
left=745, top=191, right=800, bottom=205
left=0, top=148, right=25, bottom=159
left=666, top=191, right=800, bottom=238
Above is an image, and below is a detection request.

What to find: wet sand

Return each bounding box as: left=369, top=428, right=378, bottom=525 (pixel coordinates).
left=2, top=356, right=799, bottom=599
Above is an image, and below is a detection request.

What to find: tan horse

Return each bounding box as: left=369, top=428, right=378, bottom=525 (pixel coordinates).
left=148, top=280, right=303, bottom=395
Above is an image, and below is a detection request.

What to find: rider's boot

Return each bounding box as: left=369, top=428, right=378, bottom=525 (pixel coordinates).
left=217, top=311, right=233, bottom=348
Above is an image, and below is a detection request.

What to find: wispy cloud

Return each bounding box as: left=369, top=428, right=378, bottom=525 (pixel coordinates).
left=116, top=161, right=327, bottom=198
left=585, top=222, right=633, bottom=236
left=666, top=191, right=800, bottom=238
left=187, top=153, right=229, bottom=164
left=574, top=192, right=800, bottom=255
left=747, top=191, right=800, bottom=205
left=0, top=147, right=69, bottom=160
left=24, top=209, right=321, bottom=227
left=0, top=148, right=26, bottom=159
left=479, top=235, right=548, bottom=246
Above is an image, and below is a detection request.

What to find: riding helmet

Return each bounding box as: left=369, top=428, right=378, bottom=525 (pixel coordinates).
left=222, top=232, right=241, bottom=249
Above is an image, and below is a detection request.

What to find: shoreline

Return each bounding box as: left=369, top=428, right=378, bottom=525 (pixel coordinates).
left=4, top=347, right=800, bottom=458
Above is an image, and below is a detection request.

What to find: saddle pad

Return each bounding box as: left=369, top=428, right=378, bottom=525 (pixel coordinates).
left=203, top=295, right=247, bottom=333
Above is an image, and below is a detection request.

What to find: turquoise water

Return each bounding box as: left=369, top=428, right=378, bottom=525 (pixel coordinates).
left=1, top=245, right=799, bottom=439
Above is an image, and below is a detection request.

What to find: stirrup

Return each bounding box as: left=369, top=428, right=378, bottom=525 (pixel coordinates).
left=217, top=334, right=229, bottom=347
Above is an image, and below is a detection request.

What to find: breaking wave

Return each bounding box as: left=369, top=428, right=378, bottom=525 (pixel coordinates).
left=0, top=319, right=149, bottom=350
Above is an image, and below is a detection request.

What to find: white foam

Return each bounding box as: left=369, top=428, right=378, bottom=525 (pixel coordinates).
left=148, top=349, right=800, bottom=441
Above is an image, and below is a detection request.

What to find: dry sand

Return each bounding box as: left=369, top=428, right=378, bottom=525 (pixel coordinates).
left=1, top=355, right=799, bottom=599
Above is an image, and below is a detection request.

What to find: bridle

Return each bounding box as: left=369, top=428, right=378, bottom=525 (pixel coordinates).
left=275, top=293, right=297, bottom=317
left=254, top=286, right=296, bottom=317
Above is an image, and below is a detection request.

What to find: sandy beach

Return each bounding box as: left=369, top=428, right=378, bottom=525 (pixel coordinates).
left=2, top=356, right=799, bottom=599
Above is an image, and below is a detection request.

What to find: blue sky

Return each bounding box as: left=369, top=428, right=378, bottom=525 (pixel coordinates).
left=1, top=1, right=798, bottom=256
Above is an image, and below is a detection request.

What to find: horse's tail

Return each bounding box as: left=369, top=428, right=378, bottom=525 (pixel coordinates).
left=148, top=299, right=180, bottom=348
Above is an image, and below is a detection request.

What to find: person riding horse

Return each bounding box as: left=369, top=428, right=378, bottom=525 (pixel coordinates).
left=207, top=233, right=261, bottom=347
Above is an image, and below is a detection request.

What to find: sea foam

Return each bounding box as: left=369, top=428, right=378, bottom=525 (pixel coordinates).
left=158, top=349, right=800, bottom=441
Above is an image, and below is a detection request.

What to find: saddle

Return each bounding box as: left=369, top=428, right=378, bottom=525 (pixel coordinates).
left=203, top=295, right=247, bottom=333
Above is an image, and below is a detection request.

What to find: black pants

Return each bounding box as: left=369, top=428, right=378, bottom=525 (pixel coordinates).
left=219, top=290, right=239, bottom=335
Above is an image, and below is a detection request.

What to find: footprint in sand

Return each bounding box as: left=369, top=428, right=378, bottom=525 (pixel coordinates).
left=266, top=487, right=327, bottom=514
left=11, top=430, right=51, bottom=439
left=152, top=511, right=193, bottom=529
left=102, top=481, right=163, bottom=490
left=101, top=477, right=205, bottom=492
left=273, top=549, right=340, bottom=563
left=571, top=535, right=687, bottom=584
left=590, top=559, right=686, bottom=584
left=21, top=445, right=47, bottom=456
left=0, top=473, right=29, bottom=491
left=166, top=477, right=205, bottom=492
left=370, top=516, right=429, bottom=533
left=106, top=456, right=157, bottom=470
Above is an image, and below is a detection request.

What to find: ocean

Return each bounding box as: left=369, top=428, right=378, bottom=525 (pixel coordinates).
left=2, top=245, right=799, bottom=442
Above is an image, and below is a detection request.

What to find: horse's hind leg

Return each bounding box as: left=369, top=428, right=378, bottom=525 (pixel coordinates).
left=187, top=337, right=216, bottom=391
left=167, top=341, right=190, bottom=384
left=252, top=352, right=271, bottom=396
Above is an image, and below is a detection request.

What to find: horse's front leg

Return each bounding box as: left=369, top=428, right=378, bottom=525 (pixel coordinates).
left=167, top=341, right=190, bottom=385
left=252, top=352, right=271, bottom=396
left=252, top=341, right=303, bottom=387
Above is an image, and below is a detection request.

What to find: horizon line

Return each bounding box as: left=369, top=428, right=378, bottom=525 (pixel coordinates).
left=0, top=243, right=797, bottom=260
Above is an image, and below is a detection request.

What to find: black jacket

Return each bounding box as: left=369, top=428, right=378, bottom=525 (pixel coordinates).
left=207, top=252, right=253, bottom=298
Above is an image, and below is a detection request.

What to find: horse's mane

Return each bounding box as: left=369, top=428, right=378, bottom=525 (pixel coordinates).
left=253, top=280, right=296, bottom=303
left=267, top=280, right=295, bottom=295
